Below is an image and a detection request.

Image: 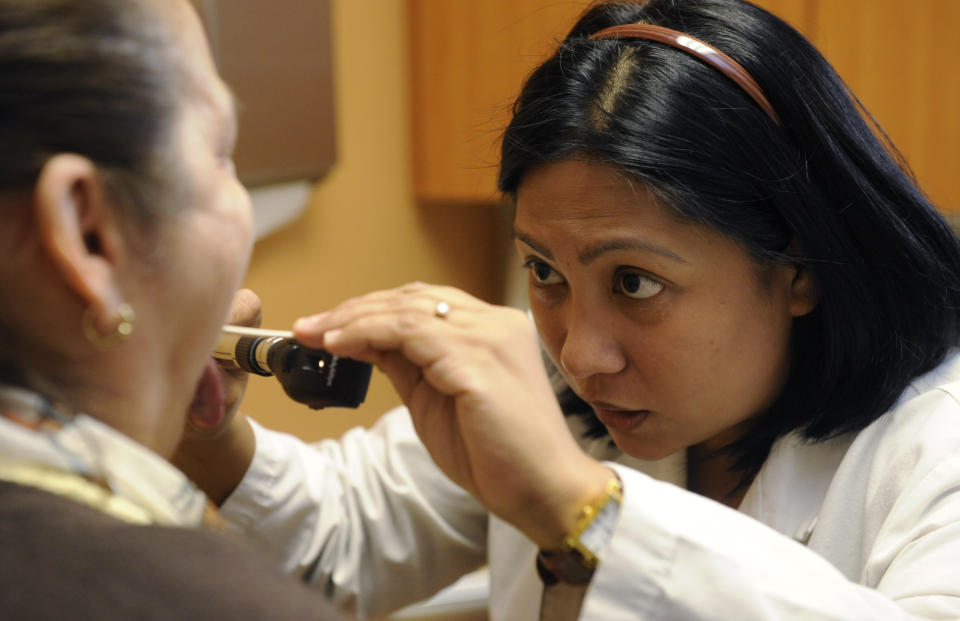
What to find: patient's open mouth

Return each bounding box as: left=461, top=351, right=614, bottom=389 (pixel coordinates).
left=188, top=358, right=225, bottom=430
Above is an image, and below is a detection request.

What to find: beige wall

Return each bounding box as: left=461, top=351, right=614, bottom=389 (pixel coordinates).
left=238, top=0, right=510, bottom=442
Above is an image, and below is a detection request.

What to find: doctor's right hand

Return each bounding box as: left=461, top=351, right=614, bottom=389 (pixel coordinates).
left=293, top=282, right=615, bottom=551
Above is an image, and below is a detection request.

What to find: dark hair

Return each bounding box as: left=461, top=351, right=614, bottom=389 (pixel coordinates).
left=500, top=0, right=960, bottom=479
left=0, top=0, right=181, bottom=226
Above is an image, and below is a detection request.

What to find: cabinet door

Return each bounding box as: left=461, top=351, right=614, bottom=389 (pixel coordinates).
left=408, top=0, right=590, bottom=203
left=191, top=0, right=336, bottom=187
left=750, top=0, right=814, bottom=34
left=813, top=0, right=960, bottom=213
left=407, top=0, right=811, bottom=205
left=408, top=0, right=958, bottom=213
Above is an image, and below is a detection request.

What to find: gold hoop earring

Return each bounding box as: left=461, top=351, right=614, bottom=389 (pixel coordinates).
left=82, top=303, right=135, bottom=348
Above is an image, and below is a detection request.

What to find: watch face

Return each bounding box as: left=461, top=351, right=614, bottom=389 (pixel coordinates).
left=579, top=498, right=620, bottom=555
left=538, top=478, right=622, bottom=585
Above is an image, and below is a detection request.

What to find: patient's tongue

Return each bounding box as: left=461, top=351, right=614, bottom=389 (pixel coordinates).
left=188, top=358, right=226, bottom=431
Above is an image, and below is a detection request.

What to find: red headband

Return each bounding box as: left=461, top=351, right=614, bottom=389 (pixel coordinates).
left=588, top=24, right=780, bottom=124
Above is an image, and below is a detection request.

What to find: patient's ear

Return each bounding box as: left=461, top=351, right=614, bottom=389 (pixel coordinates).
left=33, top=154, right=126, bottom=330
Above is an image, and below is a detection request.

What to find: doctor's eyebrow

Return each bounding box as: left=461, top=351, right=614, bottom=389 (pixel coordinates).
left=513, top=230, right=688, bottom=265
left=577, top=239, right=688, bottom=265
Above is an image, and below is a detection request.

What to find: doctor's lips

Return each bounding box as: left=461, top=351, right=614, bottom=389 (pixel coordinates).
left=590, top=402, right=650, bottom=432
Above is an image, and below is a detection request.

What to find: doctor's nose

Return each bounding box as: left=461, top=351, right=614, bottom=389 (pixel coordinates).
left=558, top=312, right=627, bottom=380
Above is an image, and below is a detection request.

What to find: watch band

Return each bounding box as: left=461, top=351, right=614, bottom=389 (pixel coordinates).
left=536, top=476, right=623, bottom=585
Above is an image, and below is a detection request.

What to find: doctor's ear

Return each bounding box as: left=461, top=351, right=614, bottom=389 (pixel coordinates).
left=781, top=241, right=817, bottom=318
left=788, top=262, right=817, bottom=317
left=32, top=154, right=128, bottom=328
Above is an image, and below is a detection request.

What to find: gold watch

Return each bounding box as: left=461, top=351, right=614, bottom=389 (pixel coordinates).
left=536, top=476, right=623, bottom=585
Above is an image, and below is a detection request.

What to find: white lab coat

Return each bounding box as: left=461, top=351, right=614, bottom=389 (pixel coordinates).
left=221, top=352, right=960, bottom=620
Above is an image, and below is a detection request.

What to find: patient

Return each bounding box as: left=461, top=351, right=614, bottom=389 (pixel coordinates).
left=0, top=0, right=340, bottom=617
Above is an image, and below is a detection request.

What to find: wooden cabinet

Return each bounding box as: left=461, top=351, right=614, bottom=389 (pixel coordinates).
left=408, top=0, right=959, bottom=213
left=814, top=0, right=960, bottom=213
left=191, top=0, right=336, bottom=187
left=408, top=0, right=589, bottom=204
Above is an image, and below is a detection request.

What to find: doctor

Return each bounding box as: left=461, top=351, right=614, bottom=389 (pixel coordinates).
left=178, top=0, right=960, bottom=618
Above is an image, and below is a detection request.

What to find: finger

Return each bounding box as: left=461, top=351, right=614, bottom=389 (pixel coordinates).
left=216, top=357, right=248, bottom=383
left=323, top=305, right=480, bottom=368
left=293, top=283, right=483, bottom=344
left=320, top=309, right=452, bottom=360
left=215, top=289, right=264, bottom=373
left=227, top=288, right=263, bottom=328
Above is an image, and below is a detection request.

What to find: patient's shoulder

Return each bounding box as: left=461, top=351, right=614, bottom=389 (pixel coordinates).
left=0, top=480, right=341, bottom=620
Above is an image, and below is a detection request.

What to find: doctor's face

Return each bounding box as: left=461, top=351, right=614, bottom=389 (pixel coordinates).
left=513, top=159, right=813, bottom=460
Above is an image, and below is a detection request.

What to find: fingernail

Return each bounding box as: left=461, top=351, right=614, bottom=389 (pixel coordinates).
left=294, top=313, right=327, bottom=332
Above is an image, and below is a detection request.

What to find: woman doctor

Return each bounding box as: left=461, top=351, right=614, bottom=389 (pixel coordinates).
left=178, top=0, right=960, bottom=618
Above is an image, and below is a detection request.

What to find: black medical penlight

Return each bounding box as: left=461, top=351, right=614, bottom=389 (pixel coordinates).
left=213, top=325, right=373, bottom=409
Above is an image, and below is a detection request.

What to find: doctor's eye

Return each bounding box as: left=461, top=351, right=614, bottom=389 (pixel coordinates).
left=524, top=259, right=564, bottom=286
left=614, top=269, right=664, bottom=299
